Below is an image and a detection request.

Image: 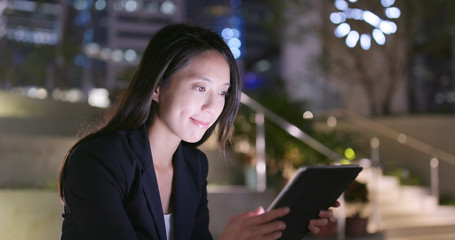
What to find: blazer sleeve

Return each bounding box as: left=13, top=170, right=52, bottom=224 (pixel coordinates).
left=62, top=143, right=140, bottom=240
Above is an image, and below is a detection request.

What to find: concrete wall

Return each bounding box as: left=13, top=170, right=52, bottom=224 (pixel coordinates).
left=0, top=188, right=275, bottom=240
left=0, top=190, right=62, bottom=240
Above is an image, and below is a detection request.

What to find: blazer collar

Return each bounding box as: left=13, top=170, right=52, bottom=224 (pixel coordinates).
left=128, top=125, right=199, bottom=239
left=128, top=125, right=167, bottom=239
left=173, top=144, right=199, bottom=239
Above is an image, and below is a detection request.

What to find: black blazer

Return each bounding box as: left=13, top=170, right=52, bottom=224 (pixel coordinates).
left=61, top=125, right=212, bottom=240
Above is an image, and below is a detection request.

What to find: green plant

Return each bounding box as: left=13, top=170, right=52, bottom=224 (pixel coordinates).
left=232, top=76, right=359, bottom=189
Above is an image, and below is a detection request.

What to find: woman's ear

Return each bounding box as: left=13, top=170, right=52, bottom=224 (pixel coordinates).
left=152, top=86, right=160, bottom=102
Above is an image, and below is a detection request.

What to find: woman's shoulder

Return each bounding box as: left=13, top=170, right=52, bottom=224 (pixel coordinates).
left=74, top=130, right=129, bottom=155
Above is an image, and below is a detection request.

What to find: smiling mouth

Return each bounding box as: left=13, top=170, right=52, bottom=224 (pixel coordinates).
left=190, top=118, right=210, bottom=129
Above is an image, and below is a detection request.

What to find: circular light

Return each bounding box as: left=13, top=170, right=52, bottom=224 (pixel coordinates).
left=397, top=133, right=407, bottom=144
left=327, top=116, right=337, bottom=128
left=330, top=12, right=346, bottom=24
left=363, top=10, right=380, bottom=27
left=381, top=0, right=395, bottom=8
left=372, top=29, right=386, bottom=45
left=303, top=111, right=313, bottom=120
left=221, top=28, right=234, bottom=39
left=385, top=7, right=401, bottom=19
left=228, top=38, right=241, bottom=48
left=335, top=0, right=348, bottom=11
left=230, top=47, right=241, bottom=59
left=161, top=1, right=176, bottom=15
left=95, top=0, right=106, bottom=10
left=334, top=23, right=351, bottom=38
left=346, top=30, right=359, bottom=48
left=125, top=0, right=138, bottom=12
left=350, top=8, right=363, bottom=20
left=344, top=148, right=356, bottom=160
left=85, top=43, right=100, bottom=56
left=360, top=34, right=371, bottom=50
left=124, top=49, right=137, bottom=62
left=111, top=50, right=123, bottom=62
left=370, top=137, right=380, bottom=148
left=430, top=158, right=439, bottom=168
left=232, top=28, right=241, bottom=38
left=379, top=20, right=397, bottom=34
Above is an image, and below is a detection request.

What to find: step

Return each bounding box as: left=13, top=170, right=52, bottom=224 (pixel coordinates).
left=385, top=224, right=455, bottom=240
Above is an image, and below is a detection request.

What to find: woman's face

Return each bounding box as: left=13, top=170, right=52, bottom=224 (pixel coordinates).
left=152, top=50, right=231, bottom=143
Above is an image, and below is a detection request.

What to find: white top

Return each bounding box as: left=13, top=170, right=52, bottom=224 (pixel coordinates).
left=163, top=213, right=174, bottom=240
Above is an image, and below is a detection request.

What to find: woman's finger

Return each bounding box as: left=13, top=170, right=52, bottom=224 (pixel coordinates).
left=308, top=223, right=320, bottom=234
left=251, top=220, right=286, bottom=236
left=248, top=207, right=290, bottom=225
left=319, top=209, right=334, bottom=218
left=309, top=218, right=329, bottom=227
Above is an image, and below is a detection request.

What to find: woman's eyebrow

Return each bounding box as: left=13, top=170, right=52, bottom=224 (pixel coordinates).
left=198, top=76, right=230, bottom=87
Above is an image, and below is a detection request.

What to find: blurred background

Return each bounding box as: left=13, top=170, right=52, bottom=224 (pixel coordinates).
left=1, top=0, right=455, bottom=239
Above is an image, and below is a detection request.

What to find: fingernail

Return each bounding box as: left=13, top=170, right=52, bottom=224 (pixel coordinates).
left=282, top=207, right=290, bottom=213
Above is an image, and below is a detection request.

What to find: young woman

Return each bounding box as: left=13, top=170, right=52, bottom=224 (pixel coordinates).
left=58, top=23, right=336, bottom=240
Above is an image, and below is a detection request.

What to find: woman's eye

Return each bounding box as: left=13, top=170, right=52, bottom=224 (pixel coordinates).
left=219, top=90, right=229, bottom=96
left=195, top=86, right=206, bottom=92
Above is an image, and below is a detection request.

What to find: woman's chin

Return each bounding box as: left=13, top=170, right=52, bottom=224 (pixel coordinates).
left=182, top=135, right=204, bottom=144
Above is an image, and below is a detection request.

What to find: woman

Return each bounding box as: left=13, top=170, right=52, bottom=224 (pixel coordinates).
left=58, top=23, right=335, bottom=240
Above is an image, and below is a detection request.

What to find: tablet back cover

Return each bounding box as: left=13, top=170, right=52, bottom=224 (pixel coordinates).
left=268, top=165, right=362, bottom=239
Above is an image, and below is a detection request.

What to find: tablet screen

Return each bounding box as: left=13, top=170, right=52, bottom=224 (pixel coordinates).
left=267, top=165, right=362, bottom=239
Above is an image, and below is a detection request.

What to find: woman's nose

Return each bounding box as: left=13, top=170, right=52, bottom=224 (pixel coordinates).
left=201, top=92, right=222, bottom=114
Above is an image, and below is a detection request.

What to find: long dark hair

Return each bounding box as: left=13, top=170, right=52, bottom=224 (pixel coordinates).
left=58, top=23, right=241, bottom=201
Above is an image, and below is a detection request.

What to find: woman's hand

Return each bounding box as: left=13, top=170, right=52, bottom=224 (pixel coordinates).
left=219, top=206, right=289, bottom=240
left=308, top=200, right=341, bottom=234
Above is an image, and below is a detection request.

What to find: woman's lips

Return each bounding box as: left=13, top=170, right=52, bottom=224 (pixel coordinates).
left=190, top=118, right=210, bottom=129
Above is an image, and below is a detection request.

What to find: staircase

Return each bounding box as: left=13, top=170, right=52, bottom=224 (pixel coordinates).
left=361, top=168, right=455, bottom=240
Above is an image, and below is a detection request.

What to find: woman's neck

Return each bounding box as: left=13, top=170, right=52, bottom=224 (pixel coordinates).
left=147, top=120, right=181, bottom=168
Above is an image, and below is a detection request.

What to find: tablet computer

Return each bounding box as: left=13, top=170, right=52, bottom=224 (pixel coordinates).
left=267, top=164, right=362, bottom=239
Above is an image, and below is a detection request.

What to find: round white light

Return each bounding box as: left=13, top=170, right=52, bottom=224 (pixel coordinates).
left=381, top=0, right=395, bottom=8
left=335, top=0, right=348, bottom=11
left=334, top=23, right=351, bottom=38
left=379, top=20, right=397, bottom=34
left=221, top=28, right=234, bottom=39
left=230, top=47, right=241, bottom=59
left=160, top=1, right=175, bottom=15
left=346, top=30, right=359, bottom=48
left=363, top=10, right=380, bottom=27
left=372, top=29, right=386, bottom=45
left=95, top=0, right=106, bottom=10
left=125, top=0, right=138, bottom=12
left=330, top=12, right=345, bottom=24
left=385, top=7, right=401, bottom=19
left=360, top=34, right=371, bottom=50
left=124, top=49, right=137, bottom=62
left=111, top=50, right=123, bottom=62
left=228, top=38, right=241, bottom=49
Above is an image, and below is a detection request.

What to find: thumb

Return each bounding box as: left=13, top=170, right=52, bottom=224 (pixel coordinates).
left=253, top=206, right=265, bottom=215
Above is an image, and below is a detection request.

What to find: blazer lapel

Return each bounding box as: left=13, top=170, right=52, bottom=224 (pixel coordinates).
left=142, top=165, right=167, bottom=239
left=128, top=125, right=167, bottom=240
left=173, top=144, right=198, bottom=239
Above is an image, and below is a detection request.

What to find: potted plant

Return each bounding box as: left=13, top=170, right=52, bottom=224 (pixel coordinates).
left=344, top=179, right=369, bottom=237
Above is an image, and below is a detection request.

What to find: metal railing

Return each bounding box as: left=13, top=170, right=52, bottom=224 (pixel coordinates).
left=240, top=93, right=341, bottom=191
left=329, top=109, right=455, bottom=205
left=239, top=93, right=350, bottom=239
